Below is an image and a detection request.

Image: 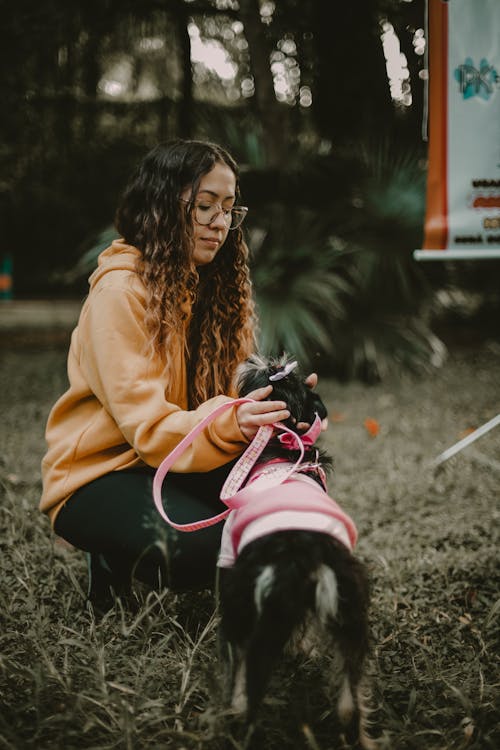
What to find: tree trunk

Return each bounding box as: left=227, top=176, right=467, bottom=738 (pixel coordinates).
left=312, top=0, right=394, bottom=144
left=392, top=0, right=426, bottom=144
left=238, top=0, right=290, bottom=168
left=173, top=0, right=194, bottom=137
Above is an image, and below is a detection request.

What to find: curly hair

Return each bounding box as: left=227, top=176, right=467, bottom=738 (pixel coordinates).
left=115, top=139, right=257, bottom=407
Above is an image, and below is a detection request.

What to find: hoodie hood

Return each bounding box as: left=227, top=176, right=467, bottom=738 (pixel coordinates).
left=88, top=239, right=142, bottom=290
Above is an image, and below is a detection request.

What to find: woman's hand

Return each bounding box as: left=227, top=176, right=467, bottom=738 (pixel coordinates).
left=236, top=385, right=290, bottom=441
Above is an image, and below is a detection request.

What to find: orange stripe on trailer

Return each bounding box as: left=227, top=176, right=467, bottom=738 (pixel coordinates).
left=423, top=0, right=448, bottom=250
left=0, top=273, right=13, bottom=291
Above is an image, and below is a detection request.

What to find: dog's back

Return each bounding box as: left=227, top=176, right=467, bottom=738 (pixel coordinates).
left=218, top=530, right=369, bottom=716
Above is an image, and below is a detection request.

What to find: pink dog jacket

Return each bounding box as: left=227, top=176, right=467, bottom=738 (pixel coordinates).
left=217, top=465, right=358, bottom=568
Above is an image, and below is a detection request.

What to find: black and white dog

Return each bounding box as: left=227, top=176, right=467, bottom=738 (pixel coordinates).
left=216, top=354, right=374, bottom=747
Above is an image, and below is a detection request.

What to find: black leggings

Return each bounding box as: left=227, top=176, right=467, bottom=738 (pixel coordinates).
left=54, top=463, right=236, bottom=596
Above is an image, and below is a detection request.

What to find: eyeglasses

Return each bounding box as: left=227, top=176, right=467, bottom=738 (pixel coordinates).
left=179, top=198, right=248, bottom=230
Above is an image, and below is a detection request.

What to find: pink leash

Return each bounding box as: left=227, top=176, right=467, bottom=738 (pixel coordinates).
left=152, top=398, right=321, bottom=532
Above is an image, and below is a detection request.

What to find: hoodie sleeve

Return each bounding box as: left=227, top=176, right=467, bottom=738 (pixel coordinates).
left=77, top=282, right=248, bottom=470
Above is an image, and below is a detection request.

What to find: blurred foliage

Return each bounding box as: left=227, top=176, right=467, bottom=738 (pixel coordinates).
left=243, top=140, right=448, bottom=381
left=248, top=206, right=352, bottom=367
left=2, top=0, right=498, bottom=380
left=324, top=140, right=440, bottom=382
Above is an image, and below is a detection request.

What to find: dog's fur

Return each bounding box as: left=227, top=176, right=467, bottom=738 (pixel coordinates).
left=216, top=354, right=374, bottom=747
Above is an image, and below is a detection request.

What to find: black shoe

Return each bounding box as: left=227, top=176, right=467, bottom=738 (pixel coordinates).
left=86, top=552, right=132, bottom=614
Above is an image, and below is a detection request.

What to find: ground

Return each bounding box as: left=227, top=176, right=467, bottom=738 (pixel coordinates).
left=0, top=316, right=498, bottom=749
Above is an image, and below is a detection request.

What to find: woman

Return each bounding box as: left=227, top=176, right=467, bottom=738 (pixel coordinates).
left=40, top=139, right=314, bottom=610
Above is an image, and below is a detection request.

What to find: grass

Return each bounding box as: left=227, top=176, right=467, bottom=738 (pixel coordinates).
left=0, top=333, right=499, bottom=749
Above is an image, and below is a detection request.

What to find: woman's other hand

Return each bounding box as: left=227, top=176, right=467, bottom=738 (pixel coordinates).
left=297, top=372, right=329, bottom=432
left=236, top=385, right=290, bottom=441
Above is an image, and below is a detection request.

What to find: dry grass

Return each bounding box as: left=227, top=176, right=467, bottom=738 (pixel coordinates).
left=0, top=336, right=499, bottom=749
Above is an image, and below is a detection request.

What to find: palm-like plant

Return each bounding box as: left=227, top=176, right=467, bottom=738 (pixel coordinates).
left=54, top=225, right=118, bottom=287
left=244, top=140, right=446, bottom=381
left=247, top=205, right=352, bottom=369
left=324, top=140, right=446, bottom=381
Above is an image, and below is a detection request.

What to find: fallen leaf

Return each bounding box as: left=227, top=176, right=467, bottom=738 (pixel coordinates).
left=364, top=418, right=380, bottom=437
left=458, top=427, right=476, bottom=439
left=330, top=411, right=346, bottom=423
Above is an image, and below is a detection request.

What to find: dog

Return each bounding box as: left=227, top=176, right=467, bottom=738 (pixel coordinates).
left=216, top=354, right=374, bottom=747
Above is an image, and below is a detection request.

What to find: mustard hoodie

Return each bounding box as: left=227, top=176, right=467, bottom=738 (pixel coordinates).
left=40, top=240, right=248, bottom=525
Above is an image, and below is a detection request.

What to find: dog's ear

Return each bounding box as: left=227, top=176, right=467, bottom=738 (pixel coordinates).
left=302, top=384, right=328, bottom=424
left=310, top=391, right=328, bottom=421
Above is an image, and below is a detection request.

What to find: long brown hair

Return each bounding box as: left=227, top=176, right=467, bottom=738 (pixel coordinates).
left=115, top=139, right=256, bottom=407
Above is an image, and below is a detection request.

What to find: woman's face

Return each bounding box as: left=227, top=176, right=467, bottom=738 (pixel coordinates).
left=182, top=162, right=237, bottom=267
